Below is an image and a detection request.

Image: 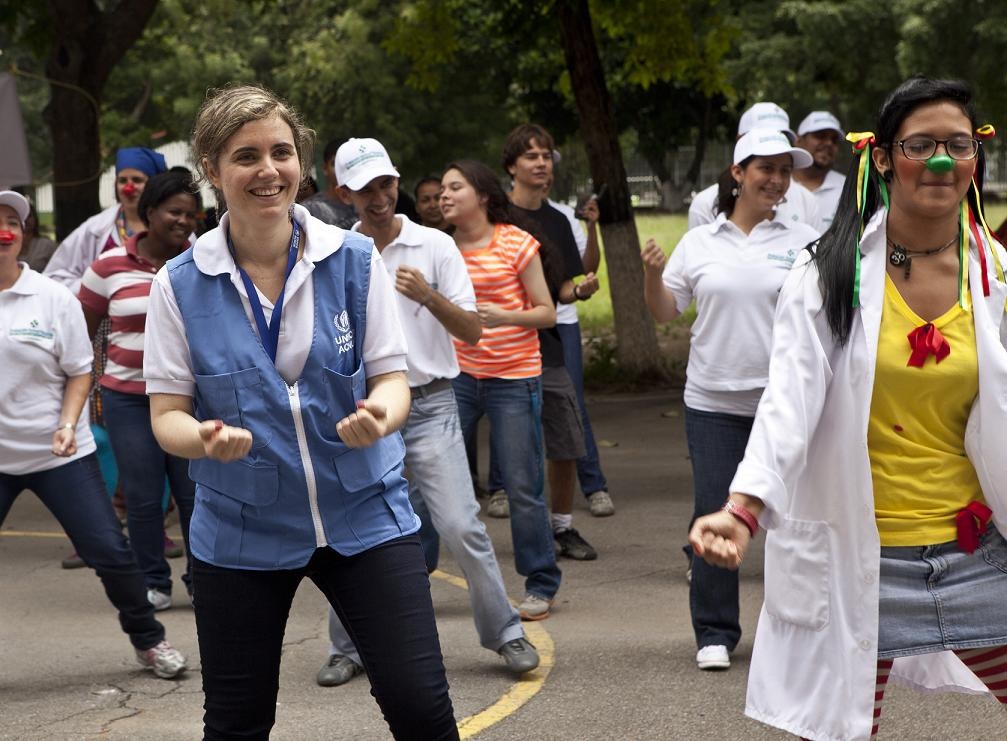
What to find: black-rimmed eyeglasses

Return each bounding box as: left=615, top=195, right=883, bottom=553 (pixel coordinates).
left=894, top=136, right=980, bottom=161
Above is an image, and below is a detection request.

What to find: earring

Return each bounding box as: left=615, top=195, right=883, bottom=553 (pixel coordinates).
left=731, top=181, right=742, bottom=197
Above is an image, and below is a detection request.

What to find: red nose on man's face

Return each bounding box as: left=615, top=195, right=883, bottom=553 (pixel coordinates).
left=122, top=182, right=138, bottom=197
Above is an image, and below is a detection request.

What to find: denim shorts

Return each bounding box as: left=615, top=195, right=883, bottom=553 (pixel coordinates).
left=877, top=525, right=1007, bottom=658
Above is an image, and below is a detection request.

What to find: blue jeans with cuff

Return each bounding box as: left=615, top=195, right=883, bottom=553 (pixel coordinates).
left=453, top=373, right=561, bottom=600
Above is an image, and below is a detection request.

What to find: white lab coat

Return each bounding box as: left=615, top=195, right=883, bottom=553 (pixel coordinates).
left=731, top=209, right=1007, bottom=741
left=44, top=204, right=121, bottom=294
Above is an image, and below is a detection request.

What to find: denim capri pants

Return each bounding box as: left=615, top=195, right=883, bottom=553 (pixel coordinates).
left=877, top=524, right=1007, bottom=659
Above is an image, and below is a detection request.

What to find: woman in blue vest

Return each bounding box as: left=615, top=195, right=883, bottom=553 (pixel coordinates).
left=143, top=85, right=457, bottom=740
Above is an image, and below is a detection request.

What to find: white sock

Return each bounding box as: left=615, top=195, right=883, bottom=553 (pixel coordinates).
left=551, top=513, right=573, bottom=532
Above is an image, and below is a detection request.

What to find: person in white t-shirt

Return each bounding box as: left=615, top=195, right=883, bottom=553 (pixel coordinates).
left=0, top=190, right=187, bottom=681
left=792, top=111, right=848, bottom=231
left=642, top=130, right=819, bottom=673
left=688, top=102, right=823, bottom=233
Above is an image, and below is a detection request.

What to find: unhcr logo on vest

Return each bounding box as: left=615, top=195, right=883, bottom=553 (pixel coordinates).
left=333, top=310, right=354, bottom=353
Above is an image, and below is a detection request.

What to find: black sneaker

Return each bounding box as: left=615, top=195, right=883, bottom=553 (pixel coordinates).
left=554, top=527, right=598, bottom=561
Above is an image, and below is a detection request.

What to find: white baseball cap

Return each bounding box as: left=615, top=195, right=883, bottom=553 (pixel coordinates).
left=737, top=102, right=795, bottom=140
left=798, top=111, right=845, bottom=138
left=0, top=190, right=29, bottom=225
left=734, top=128, right=813, bottom=169
left=334, top=138, right=398, bottom=191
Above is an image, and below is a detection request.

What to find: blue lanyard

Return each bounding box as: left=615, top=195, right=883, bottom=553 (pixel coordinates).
left=228, top=220, right=301, bottom=364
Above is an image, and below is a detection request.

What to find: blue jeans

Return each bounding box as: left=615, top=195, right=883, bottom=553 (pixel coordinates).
left=0, top=454, right=165, bottom=650
left=683, top=405, right=754, bottom=651
left=194, top=537, right=457, bottom=741
left=328, top=386, right=523, bottom=662
left=453, top=373, right=561, bottom=600
left=101, top=388, right=194, bottom=594
left=487, top=323, right=608, bottom=496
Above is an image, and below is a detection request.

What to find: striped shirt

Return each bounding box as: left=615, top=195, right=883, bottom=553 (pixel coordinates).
left=78, top=232, right=160, bottom=395
left=454, top=223, right=542, bottom=379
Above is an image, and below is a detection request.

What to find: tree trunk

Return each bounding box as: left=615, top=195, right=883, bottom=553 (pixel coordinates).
left=685, top=95, right=711, bottom=188
left=44, top=0, right=158, bottom=241
left=554, top=0, right=664, bottom=379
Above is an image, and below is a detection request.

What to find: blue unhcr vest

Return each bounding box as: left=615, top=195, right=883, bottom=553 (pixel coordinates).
left=166, top=230, right=418, bottom=569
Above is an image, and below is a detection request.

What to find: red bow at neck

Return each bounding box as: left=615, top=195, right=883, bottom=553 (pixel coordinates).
left=906, top=323, right=950, bottom=367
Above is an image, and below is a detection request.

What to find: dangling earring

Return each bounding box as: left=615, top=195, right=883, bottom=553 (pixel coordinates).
left=731, top=181, right=742, bottom=197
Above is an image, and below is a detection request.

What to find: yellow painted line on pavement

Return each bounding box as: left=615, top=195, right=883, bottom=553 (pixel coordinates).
left=0, top=529, right=69, bottom=539
left=430, top=568, right=555, bottom=739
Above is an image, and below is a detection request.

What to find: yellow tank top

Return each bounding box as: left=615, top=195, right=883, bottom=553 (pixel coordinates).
left=868, top=275, right=985, bottom=546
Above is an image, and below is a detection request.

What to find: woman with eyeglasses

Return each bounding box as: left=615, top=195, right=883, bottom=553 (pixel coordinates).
left=690, top=76, right=1007, bottom=739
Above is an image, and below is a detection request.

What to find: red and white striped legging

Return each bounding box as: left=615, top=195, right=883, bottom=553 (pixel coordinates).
left=802, top=646, right=1007, bottom=740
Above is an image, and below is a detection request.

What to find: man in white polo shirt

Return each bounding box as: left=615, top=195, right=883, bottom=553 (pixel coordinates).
left=688, top=102, right=823, bottom=233
left=314, top=138, right=539, bottom=687
left=792, top=111, right=847, bottom=231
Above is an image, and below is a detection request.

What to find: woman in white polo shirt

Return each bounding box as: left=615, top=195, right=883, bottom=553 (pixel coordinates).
left=0, top=190, right=186, bottom=680
left=641, top=129, right=818, bottom=672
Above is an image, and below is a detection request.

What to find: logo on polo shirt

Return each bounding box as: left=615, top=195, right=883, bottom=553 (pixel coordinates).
left=10, top=318, right=54, bottom=341
left=333, top=310, right=354, bottom=354
left=767, top=248, right=796, bottom=266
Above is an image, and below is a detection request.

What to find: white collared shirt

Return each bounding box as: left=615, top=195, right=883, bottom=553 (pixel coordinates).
left=805, top=170, right=846, bottom=230
left=355, top=215, right=476, bottom=387
left=663, top=212, right=819, bottom=415
left=550, top=199, right=587, bottom=325
left=688, top=180, right=824, bottom=234
left=0, top=265, right=96, bottom=474
left=144, top=205, right=407, bottom=395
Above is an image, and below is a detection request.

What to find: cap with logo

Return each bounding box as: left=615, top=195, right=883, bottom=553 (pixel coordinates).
left=734, top=128, right=813, bottom=169
left=738, top=102, right=796, bottom=142
left=334, top=138, right=399, bottom=191
left=797, top=111, right=845, bottom=138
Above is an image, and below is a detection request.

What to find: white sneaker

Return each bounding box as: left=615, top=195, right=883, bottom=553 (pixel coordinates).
left=136, top=640, right=187, bottom=679
left=486, top=490, right=510, bottom=518
left=696, top=645, right=730, bottom=670
left=587, top=490, right=615, bottom=517
left=147, top=588, right=172, bottom=611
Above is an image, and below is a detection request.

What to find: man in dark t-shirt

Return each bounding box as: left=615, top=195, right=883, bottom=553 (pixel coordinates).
left=302, top=138, right=358, bottom=229
left=498, top=123, right=600, bottom=562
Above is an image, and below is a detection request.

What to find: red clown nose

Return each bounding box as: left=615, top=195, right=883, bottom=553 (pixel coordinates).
left=0, top=230, right=16, bottom=244
left=122, top=182, right=138, bottom=197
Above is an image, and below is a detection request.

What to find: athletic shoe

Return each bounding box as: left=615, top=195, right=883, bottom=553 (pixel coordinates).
left=518, top=593, right=554, bottom=621
left=316, top=654, right=363, bottom=687
left=136, top=640, right=187, bottom=679
left=486, top=490, right=510, bottom=518
left=696, top=645, right=730, bottom=670
left=164, top=534, right=183, bottom=558
left=554, top=528, right=598, bottom=561
left=61, top=551, right=86, bottom=569
left=497, top=637, right=540, bottom=674
left=587, top=490, right=615, bottom=517
left=147, top=588, right=172, bottom=612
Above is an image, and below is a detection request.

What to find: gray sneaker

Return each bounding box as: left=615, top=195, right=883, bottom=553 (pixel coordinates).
left=486, top=490, right=510, bottom=518
left=317, top=654, right=363, bottom=687
left=587, top=490, right=615, bottom=517
left=498, top=637, right=540, bottom=674
left=518, top=593, right=554, bottom=621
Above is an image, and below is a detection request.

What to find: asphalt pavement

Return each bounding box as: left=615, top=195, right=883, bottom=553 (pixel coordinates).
left=2, top=390, right=1004, bottom=740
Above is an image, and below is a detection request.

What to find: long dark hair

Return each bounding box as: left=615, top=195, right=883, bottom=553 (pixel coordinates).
left=715, top=156, right=755, bottom=216
left=443, top=159, right=565, bottom=292
left=815, top=76, right=983, bottom=345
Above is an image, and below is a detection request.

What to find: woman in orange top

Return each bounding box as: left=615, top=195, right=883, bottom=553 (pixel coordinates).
left=440, top=159, right=562, bottom=620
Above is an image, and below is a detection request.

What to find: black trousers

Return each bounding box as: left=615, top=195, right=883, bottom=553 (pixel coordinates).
left=192, top=535, right=458, bottom=741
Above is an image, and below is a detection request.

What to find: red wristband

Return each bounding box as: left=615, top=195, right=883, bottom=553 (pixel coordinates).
left=722, top=500, right=758, bottom=537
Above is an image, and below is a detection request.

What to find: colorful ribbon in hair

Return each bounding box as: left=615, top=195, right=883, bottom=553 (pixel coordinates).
left=975, top=124, right=996, bottom=140
left=846, top=131, right=877, bottom=308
